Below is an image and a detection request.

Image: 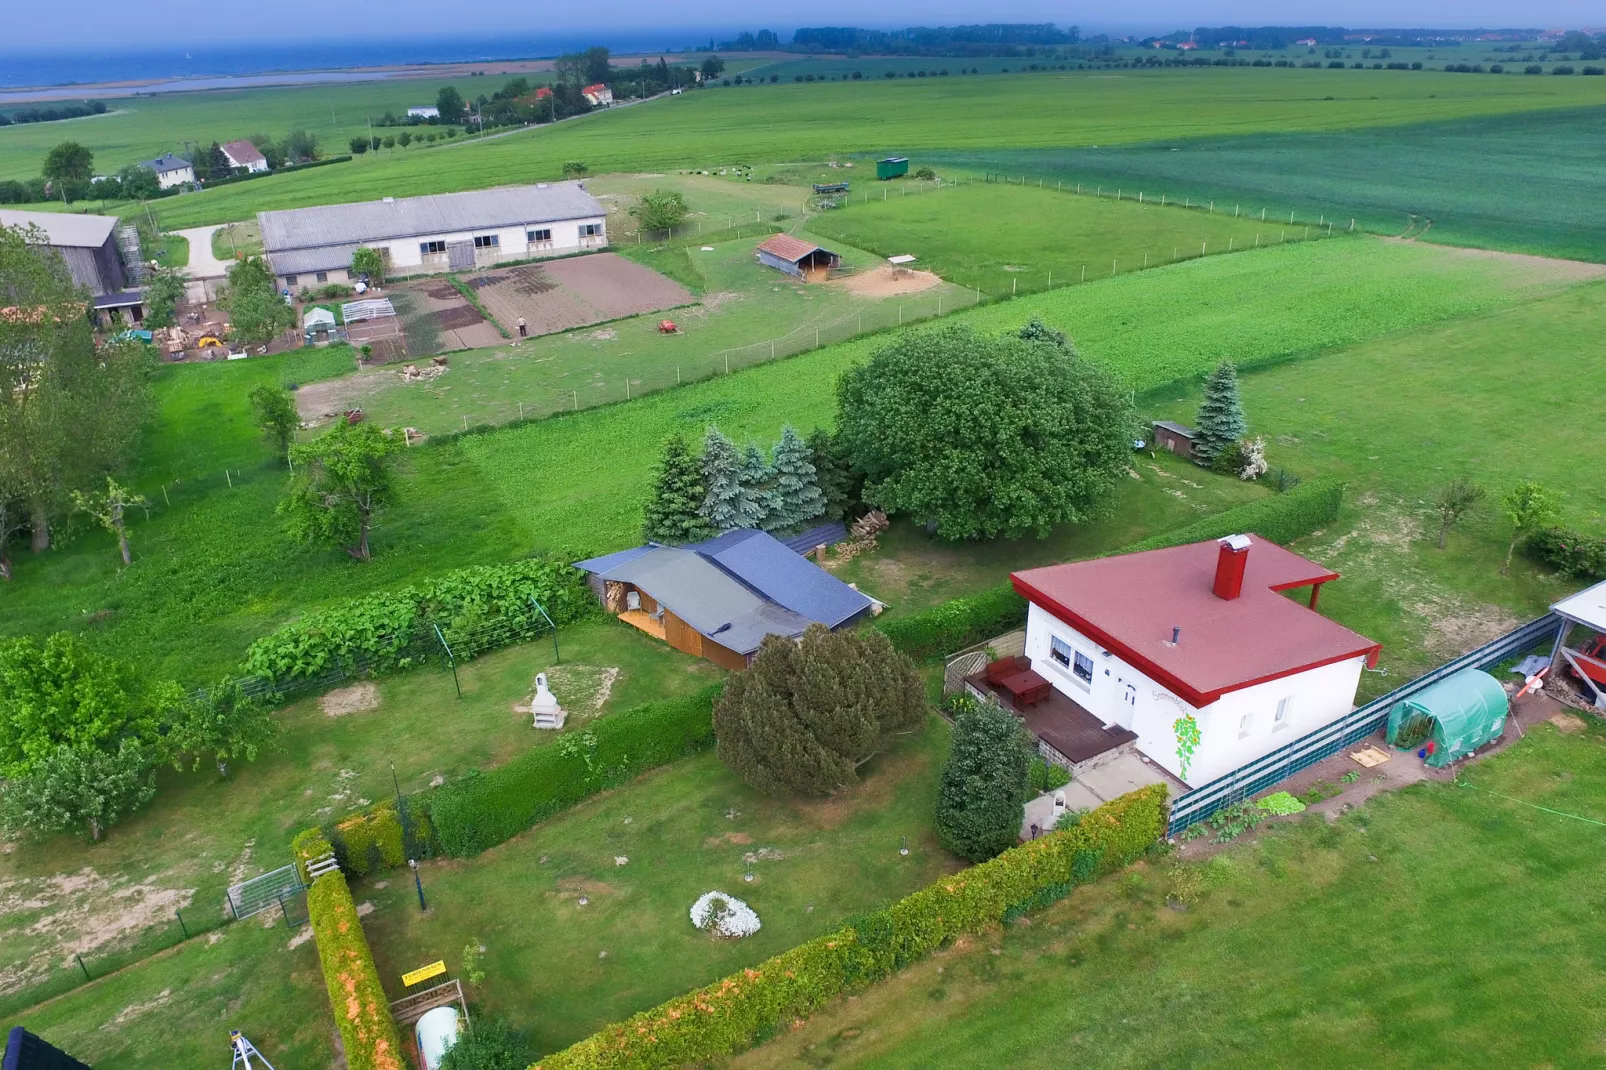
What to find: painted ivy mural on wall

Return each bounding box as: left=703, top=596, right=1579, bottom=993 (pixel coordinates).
left=1173, top=714, right=1201, bottom=780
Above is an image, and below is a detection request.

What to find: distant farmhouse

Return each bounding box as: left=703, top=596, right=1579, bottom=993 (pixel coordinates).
left=0, top=208, right=144, bottom=324
left=257, top=183, right=607, bottom=289
left=221, top=139, right=268, bottom=173
left=581, top=83, right=614, bottom=107
left=139, top=153, right=195, bottom=190
left=407, top=105, right=440, bottom=119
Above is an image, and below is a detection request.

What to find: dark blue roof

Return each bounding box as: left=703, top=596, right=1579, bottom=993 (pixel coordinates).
left=778, top=521, right=848, bottom=555
left=689, top=529, right=873, bottom=629
left=573, top=545, right=656, bottom=574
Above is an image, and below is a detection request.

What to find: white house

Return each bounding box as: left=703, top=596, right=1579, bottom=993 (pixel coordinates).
left=139, top=153, right=195, bottom=190
left=408, top=106, right=440, bottom=119
left=221, top=140, right=269, bottom=173
left=581, top=83, right=614, bottom=106
left=995, top=535, right=1381, bottom=787
left=257, top=183, right=608, bottom=289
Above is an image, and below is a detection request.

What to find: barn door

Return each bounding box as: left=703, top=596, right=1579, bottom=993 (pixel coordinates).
left=446, top=240, right=475, bottom=270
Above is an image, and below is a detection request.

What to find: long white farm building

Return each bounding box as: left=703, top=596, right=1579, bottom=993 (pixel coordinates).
left=258, top=183, right=608, bottom=288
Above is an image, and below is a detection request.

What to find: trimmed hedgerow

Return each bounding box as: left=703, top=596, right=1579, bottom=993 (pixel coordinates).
left=1119, top=476, right=1344, bottom=554
left=307, top=872, right=405, bottom=1070
left=291, top=827, right=334, bottom=885
left=430, top=685, right=722, bottom=857
left=874, top=582, right=1028, bottom=663
left=241, top=556, right=594, bottom=684
left=538, top=784, right=1167, bottom=1069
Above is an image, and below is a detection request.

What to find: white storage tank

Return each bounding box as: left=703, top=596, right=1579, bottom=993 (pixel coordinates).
left=415, top=1005, right=461, bottom=1070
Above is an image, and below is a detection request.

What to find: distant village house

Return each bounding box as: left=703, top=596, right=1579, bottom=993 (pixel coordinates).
left=581, top=83, right=614, bottom=107
left=221, top=140, right=269, bottom=173
left=139, top=153, right=195, bottom=190
left=407, top=106, right=440, bottom=119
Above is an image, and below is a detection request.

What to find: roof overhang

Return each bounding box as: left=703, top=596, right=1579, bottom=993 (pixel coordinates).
left=1553, top=579, right=1606, bottom=632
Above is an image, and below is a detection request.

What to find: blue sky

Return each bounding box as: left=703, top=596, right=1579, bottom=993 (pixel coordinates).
left=8, top=2, right=1603, bottom=51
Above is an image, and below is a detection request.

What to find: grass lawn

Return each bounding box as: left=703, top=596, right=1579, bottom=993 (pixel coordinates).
left=360, top=720, right=959, bottom=1058
left=9, top=918, right=334, bottom=1069
left=79, top=68, right=1606, bottom=229
left=153, top=232, right=187, bottom=269
left=809, top=181, right=1293, bottom=297
left=734, top=721, right=1606, bottom=1068
left=211, top=219, right=262, bottom=260
left=924, top=104, right=1606, bottom=262
left=0, top=620, right=719, bottom=1010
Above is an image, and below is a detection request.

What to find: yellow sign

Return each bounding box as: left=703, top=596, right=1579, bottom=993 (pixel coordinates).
left=402, top=960, right=447, bottom=987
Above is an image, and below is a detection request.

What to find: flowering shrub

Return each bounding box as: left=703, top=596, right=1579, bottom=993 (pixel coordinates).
left=690, top=892, right=761, bottom=939
left=1529, top=526, right=1606, bottom=580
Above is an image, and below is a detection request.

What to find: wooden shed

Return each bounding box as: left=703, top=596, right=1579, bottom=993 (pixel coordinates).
left=1152, top=420, right=1197, bottom=461
left=755, top=234, right=841, bottom=281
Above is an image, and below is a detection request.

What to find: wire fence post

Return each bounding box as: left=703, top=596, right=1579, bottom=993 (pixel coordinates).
left=176, top=909, right=189, bottom=939
left=76, top=954, right=90, bottom=982
left=530, top=597, right=559, bottom=664
left=433, top=623, right=460, bottom=699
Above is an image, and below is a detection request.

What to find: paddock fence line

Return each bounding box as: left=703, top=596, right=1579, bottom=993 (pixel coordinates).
left=1165, top=614, right=1564, bottom=837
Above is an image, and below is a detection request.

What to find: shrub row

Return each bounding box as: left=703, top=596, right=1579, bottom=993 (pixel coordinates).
left=307, top=872, right=405, bottom=1070
left=430, top=685, right=723, bottom=857
left=299, top=800, right=433, bottom=878
left=876, top=478, right=1346, bottom=662
left=1529, top=526, right=1606, bottom=580
left=539, top=784, right=1168, bottom=1069
left=203, top=155, right=353, bottom=188
left=242, top=556, right=594, bottom=683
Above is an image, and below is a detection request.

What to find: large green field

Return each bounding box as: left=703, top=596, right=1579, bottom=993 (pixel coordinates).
left=735, top=721, right=1606, bottom=1068
left=37, top=66, right=1606, bottom=230
left=923, top=105, right=1606, bottom=262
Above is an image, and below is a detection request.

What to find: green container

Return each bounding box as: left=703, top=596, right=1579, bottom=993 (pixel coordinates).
left=876, top=157, right=910, bottom=180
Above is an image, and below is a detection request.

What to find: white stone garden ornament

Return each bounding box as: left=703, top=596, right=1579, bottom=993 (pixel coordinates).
left=690, top=891, right=761, bottom=939
left=529, top=672, right=566, bottom=729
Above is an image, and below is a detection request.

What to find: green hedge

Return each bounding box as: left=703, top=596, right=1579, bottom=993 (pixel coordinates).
left=875, top=479, right=1345, bottom=662
left=538, top=784, right=1168, bottom=1069
left=242, top=556, right=594, bottom=683
left=307, top=872, right=406, bottom=1070
left=431, top=685, right=722, bottom=857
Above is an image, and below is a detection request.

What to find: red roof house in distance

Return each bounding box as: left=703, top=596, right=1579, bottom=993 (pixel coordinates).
left=221, top=140, right=269, bottom=174
left=581, top=83, right=614, bottom=107
left=998, top=534, right=1380, bottom=787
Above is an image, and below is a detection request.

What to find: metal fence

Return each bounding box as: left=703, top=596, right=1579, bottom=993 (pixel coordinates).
left=1165, top=614, right=1563, bottom=837
left=226, top=863, right=305, bottom=921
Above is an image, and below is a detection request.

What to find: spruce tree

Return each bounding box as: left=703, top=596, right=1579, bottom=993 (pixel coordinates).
left=935, top=695, right=1031, bottom=862
left=766, top=426, right=826, bottom=533
left=1193, top=360, right=1247, bottom=466
left=807, top=428, right=856, bottom=522
left=699, top=427, right=750, bottom=532
left=737, top=442, right=775, bottom=530
left=642, top=434, right=713, bottom=544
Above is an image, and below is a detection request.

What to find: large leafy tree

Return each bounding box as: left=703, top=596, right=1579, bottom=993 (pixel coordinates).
left=218, top=255, right=294, bottom=344
left=437, top=86, right=467, bottom=124
left=642, top=433, right=713, bottom=544
left=935, top=693, right=1032, bottom=862
left=41, top=141, right=93, bottom=183
left=143, top=265, right=187, bottom=328
left=714, top=625, right=925, bottom=797
left=1193, top=361, right=1247, bottom=466
left=249, top=384, right=300, bottom=464
left=0, top=224, right=155, bottom=557
left=767, top=425, right=825, bottom=533
left=281, top=420, right=403, bottom=561
left=0, top=740, right=157, bottom=841
left=166, top=677, right=277, bottom=777
left=836, top=323, right=1134, bottom=540
left=628, top=189, right=690, bottom=234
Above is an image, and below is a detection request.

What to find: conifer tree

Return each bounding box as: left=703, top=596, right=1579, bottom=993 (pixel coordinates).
left=642, top=434, right=713, bottom=544
left=1193, top=361, right=1247, bottom=466
left=765, top=426, right=826, bottom=533
left=699, top=427, right=759, bottom=531
left=738, top=442, right=775, bottom=529
left=807, top=427, right=856, bottom=521
left=935, top=694, right=1031, bottom=862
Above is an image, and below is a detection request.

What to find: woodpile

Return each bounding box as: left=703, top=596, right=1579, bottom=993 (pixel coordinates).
left=833, top=510, right=890, bottom=563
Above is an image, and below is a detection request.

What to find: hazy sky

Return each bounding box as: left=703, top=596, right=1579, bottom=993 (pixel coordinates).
left=8, top=1, right=1603, bottom=51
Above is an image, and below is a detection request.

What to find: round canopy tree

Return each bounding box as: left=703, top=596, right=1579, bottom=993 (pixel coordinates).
left=836, top=323, right=1135, bottom=540
left=714, top=625, right=925, bottom=797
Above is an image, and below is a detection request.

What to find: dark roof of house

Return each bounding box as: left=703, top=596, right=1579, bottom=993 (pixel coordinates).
left=574, top=529, right=874, bottom=654
left=141, top=154, right=192, bottom=174
left=1012, top=536, right=1379, bottom=708
left=1153, top=420, right=1195, bottom=438
left=757, top=234, right=833, bottom=264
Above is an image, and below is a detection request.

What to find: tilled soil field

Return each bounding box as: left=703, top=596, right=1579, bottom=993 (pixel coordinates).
left=467, top=252, right=692, bottom=338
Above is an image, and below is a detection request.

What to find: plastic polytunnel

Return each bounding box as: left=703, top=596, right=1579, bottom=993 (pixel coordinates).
left=1385, top=667, right=1509, bottom=767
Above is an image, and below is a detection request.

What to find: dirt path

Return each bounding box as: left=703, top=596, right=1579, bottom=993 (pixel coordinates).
left=176, top=225, right=232, bottom=279
left=1381, top=235, right=1606, bottom=282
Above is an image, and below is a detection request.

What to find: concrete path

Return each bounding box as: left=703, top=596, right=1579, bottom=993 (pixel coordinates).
left=175, top=224, right=233, bottom=279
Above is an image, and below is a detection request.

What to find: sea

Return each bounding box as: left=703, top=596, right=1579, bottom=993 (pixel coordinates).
left=0, top=31, right=741, bottom=100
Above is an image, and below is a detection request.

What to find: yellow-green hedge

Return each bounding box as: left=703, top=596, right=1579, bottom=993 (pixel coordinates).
left=307, top=871, right=405, bottom=1070
left=537, top=784, right=1168, bottom=1069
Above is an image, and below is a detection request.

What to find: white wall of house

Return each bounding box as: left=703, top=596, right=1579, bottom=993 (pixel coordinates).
left=1022, top=602, right=1366, bottom=787
left=225, top=152, right=269, bottom=173
left=154, top=166, right=194, bottom=190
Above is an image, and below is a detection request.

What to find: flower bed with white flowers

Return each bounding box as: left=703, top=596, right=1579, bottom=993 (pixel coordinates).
left=689, top=891, right=761, bottom=939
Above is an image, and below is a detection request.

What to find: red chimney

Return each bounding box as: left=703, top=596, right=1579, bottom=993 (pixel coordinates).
left=1213, top=534, right=1251, bottom=600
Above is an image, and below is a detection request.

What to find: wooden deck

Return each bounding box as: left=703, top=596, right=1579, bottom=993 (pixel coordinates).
left=965, top=673, right=1137, bottom=765
left=618, top=609, right=666, bottom=640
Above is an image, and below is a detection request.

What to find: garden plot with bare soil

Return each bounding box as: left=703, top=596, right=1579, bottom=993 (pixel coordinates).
left=466, top=252, right=694, bottom=338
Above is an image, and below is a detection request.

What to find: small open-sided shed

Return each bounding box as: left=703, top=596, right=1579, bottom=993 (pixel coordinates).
left=755, top=235, right=841, bottom=281
left=876, top=157, right=910, bottom=180
left=1385, top=667, right=1508, bottom=767
left=1550, top=579, right=1606, bottom=709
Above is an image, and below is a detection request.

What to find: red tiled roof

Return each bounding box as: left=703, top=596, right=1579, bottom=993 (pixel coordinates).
left=757, top=233, right=828, bottom=263
left=582, top=83, right=609, bottom=94
left=1012, top=536, right=1380, bottom=708
left=222, top=140, right=266, bottom=165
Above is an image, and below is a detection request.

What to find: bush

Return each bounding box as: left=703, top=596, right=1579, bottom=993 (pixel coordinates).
left=1029, top=756, right=1071, bottom=794
left=430, top=685, right=721, bottom=856
left=1553, top=65, right=1576, bottom=75
left=1120, top=477, right=1344, bottom=553
left=1528, top=527, right=1606, bottom=580
left=242, top=556, right=593, bottom=683
left=937, top=694, right=1031, bottom=861
left=541, top=784, right=1167, bottom=1069
left=874, top=581, right=1027, bottom=662
left=307, top=872, right=405, bottom=1070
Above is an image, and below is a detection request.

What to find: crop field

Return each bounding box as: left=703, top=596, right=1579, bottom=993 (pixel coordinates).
left=53, top=67, right=1606, bottom=229
left=362, top=725, right=956, bottom=1057
left=811, top=180, right=1325, bottom=297
left=735, top=722, right=1606, bottom=1069
left=923, top=105, right=1606, bottom=262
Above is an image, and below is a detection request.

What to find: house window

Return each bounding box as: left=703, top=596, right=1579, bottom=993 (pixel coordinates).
left=1072, top=650, right=1094, bottom=685
left=1239, top=713, right=1251, bottom=739
left=580, top=223, right=603, bottom=237
left=473, top=234, right=500, bottom=249
left=1274, top=696, right=1292, bottom=729
left=284, top=274, right=298, bottom=286
left=1049, top=636, right=1072, bottom=668
left=420, top=240, right=447, bottom=255
left=527, top=228, right=552, bottom=242
left=315, top=271, right=328, bottom=283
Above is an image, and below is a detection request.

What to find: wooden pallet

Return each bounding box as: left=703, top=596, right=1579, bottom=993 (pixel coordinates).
left=1349, top=745, right=1392, bottom=768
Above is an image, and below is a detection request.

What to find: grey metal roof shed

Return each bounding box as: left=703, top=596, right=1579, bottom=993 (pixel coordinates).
left=258, top=183, right=603, bottom=251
